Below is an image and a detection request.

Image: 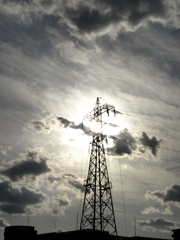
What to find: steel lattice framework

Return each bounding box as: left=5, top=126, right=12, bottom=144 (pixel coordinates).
left=80, top=98, right=117, bottom=235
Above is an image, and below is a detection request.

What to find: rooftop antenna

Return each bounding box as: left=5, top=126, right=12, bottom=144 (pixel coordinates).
left=54, top=221, right=56, bottom=232
left=80, top=97, right=117, bottom=235
left=134, top=216, right=136, bottom=237
left=76, top=211, right=79, bottom=230
left=27, top=213, right=29, bottom=226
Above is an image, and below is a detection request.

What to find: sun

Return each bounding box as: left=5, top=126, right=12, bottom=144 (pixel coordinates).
left=83, top=113, right=126, bottom=137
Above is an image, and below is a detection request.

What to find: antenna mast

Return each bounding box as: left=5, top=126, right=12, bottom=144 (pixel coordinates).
left=80, top=98, right=117, bottom=235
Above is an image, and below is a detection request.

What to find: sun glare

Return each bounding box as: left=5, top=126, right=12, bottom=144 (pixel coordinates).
left=89, top=119, right=102, bottom=133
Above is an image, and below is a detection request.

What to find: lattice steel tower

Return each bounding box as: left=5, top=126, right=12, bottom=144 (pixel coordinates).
left=80, top=97, right=117, bottom=235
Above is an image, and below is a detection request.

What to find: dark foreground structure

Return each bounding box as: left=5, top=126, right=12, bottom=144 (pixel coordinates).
left=4, top=226, right=37, bottom=240
left=171, top=229, right=180, bottom=240
left=4, top=226, right=174, bottom=240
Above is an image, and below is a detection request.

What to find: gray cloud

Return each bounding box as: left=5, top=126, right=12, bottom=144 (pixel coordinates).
left=47, top=174, right=61, bottom=184
left=68, top=180, right=84, bottom=192
left=27, top=116, right=62, bottom=134
left=141, top=206, right=173, bottom=215
left=61, top=173, right=84, bottom=192
left=62, top=173, right=77, bottom=179
left=63, top=0, right=167, bottom=34
left=0, top=7, right=56, bottom=61
left=27, top=116, right=88, bottom=136
left=0, top=180, right=47, bottom=205
left=108, top=129, right=163, bottom=157
left=57, top=117, right=89, bottom=135
left=57, top=196, right=70, bottom=207
left=0, top=204, right=28, bottom=215
left=27, top=121, right=50, bottom=133
left=108, top=129, right=136, bottom=156
left=47, top=173, right=84, bottom=192
left=51, top=195, right=71, bottom=216
left=57, top=117, right=73, bottom=128
left=146, top=184, right=180, bottom=205
left=140, top=132, right=162, bottom=156
left=0, top=180, right=47, bottom=214
left=0, top=151, right=51, bottom=181
left=0, top=218, right=10, bottom=228
left=138, top=218, right=180, bottom=232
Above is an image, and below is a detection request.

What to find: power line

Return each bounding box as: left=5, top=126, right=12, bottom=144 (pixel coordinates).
left=120, top=112, right=180, bottom=129
left=107, top=148, right=180, bottom=164
left=127, top=129, right=180, bottom=141
left=106, top=119, right=180, bottom=141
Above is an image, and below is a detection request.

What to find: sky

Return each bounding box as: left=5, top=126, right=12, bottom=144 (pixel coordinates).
left=0, top=0, right=180, bottom=239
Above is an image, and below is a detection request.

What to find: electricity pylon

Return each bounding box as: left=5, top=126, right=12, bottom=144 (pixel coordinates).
left=80, top=97, right=117, bottom=235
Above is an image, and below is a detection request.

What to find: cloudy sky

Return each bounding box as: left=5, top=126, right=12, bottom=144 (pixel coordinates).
left=0, top=0, right=180, bottom=239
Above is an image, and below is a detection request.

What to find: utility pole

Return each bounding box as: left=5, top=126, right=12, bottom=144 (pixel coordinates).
left=80, top=98, right=117, bottom=235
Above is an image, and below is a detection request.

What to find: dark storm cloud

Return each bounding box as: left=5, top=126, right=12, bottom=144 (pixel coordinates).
left=108, top=129, right=136, bottom=156
left=64, top=5, right=120, bottom=34
left=68, top=180, right=84, bottom=192
left=140, top=132, right=162, bottom=156
left=0, top=180, right=47, bottom=205
left=0, top=204, right=27, bottom=215
left=0, top=218, right=9, bottom=228
left=0, top=151, right=51, bottom=181
left=0, top=180, right=47, bottom=214
left=64, top=0, right=167, bottom=33
left=138, top=218, right=179, bottom=232
left=146, top=184, right=180, bottom=205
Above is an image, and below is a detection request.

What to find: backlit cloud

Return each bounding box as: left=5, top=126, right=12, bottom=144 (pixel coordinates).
left=0, top=151, right=51, bottom=181
left=138, top=218, right=180, bottom=232
left=0, top=180, right=48, bottom=215
left=141, top=206, right=173, bottom=215
left=140, top=132, right=162, bottom=156
left=26, top=115, right=62, bottom=134
left=51, top=195, right=71, bottom=216
left=146, top=184, right=180, bottom=206
left=108, top=129, right=136, bottom=156
left=0, top=218, right=10, bottom=228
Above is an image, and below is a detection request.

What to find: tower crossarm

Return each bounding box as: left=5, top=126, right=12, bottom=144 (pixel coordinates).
left=83, top=103, right=116, bottom=122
